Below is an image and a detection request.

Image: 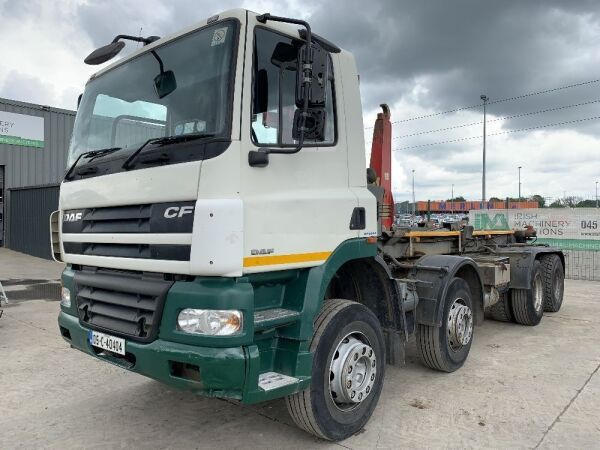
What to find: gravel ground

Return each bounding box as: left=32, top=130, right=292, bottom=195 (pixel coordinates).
left=1, top=274, right=599, bottom=449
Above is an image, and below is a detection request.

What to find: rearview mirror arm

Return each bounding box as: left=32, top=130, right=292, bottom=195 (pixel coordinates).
left=111, top=34, right=160, bottom=45
left=150, top=50, right=165, bottom=73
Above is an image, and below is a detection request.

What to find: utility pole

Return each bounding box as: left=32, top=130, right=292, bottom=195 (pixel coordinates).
left=412, top=169, right=416, bottom=217
left=451, top=184, right=454, bottom=214
left=518, top=166, right=522, bottom=200
left=481, top=94, right=489, bottom=209
left=596, top=181, right=598, bottom=208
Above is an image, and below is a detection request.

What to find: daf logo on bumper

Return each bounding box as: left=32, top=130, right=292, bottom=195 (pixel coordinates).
left=164, top=206, right=195, bottom=218
left=63, top=212, right=83, bottom=222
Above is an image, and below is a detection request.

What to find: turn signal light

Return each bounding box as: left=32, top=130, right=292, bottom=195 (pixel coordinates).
left=61, top=287, right=71, bottom=308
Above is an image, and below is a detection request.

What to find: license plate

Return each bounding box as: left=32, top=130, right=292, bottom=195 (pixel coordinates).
left=88, top=330, right=125, bottom=355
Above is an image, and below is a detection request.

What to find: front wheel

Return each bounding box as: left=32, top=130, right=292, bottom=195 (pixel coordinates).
left=285, top=299, right=385, bottom=441
left=416, top=277, right=474, bottom=372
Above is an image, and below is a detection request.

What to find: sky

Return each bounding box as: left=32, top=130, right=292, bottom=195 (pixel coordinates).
left=1, top=0, right=599, bottom=202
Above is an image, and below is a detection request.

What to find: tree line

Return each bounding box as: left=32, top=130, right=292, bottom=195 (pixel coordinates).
left=477, top=195, right=596, bottom=208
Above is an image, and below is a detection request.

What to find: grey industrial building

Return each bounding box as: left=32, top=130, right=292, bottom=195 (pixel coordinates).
left=0, top=97, right=75, bottom=259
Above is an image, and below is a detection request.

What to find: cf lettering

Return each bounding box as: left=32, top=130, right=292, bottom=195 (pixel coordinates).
left=164, top=206, right=195, bottom=218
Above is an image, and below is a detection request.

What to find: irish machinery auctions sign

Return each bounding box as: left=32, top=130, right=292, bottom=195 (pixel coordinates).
left=470, top=208, right=600, bottom=251
left=0, top=111, right=44, bottom=148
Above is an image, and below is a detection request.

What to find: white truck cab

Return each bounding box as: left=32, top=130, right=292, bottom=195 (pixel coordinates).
left=57, top=9, right=376, bottom=277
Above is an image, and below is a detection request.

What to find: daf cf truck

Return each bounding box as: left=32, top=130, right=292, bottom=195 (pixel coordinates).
left=53, top=9, right=565, bottom=441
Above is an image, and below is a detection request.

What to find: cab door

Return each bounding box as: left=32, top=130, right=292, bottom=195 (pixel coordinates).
left=239, top=17, right=359, bottom=273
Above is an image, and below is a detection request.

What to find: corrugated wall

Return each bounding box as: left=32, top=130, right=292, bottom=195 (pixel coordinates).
left=0, top=97, right=75, bottom=256
left=8, top=185, right=59, bottom=259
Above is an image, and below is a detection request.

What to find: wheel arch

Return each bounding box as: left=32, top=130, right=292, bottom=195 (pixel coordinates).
left=496, top=247, right=565, bottom=290
left=412, top=255, right=484, bottom=327
left=295, top=238, right=380, bottom=340
left=322, top=254, right=401, bottom=331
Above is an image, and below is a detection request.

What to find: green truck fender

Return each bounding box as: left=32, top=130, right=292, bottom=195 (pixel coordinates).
left=282, top=238, right=378, bottom=342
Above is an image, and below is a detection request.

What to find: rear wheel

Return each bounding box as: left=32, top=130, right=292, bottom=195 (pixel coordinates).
left=285, top=299, right=385, bottom=441
left=511, top=260, right=544, bottom=326
left=540, top=254, right=564, bottom=312
left=416, top=277, right=474, bottom=372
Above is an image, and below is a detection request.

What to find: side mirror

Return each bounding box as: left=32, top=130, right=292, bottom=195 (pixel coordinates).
left=154, top=70, right=177, bottom=99
left=295, top=44, right=329, bottom=108
left=84, top=41, right=125, bottom=65
left=292, top=108, right=326, bottom=141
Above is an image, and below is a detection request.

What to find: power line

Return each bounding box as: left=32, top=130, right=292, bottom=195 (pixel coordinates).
left=487, top=78, right=600, bottom=108
left=364, top=77, right=600, bottom=129
left=393, top=99, right=600, bottom=139
left=394, top=114, right=600, bottom=151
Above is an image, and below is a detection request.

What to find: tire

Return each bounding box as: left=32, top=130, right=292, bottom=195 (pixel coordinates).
left=511, top=260, right=544, bottom=326
left=485, top=293, right=513, bottom=322
left=540, top=254, right=564, bottom=312
left=416, top=277, right=474, bottom=373
left=285, top=299, right=385, bottom=441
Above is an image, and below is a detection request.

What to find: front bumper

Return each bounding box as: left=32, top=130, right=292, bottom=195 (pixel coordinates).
left=58, top=267, right=312, bottom=403
left=58, top=311, right=250, bottom=400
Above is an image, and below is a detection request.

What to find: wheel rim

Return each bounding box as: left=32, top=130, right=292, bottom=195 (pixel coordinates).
left=329, top=332, right=376, bottom=411
left=447, top=298, right=473, bottom=352
left=533, top=273, right=543, bottom=312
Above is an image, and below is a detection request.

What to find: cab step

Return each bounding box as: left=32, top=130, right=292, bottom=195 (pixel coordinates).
left=258, top=371, right=300, bottom=391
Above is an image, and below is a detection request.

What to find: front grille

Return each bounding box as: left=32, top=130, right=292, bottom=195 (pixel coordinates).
left=64, top=242, right=190, bottom=261
left=62, top=201, right=195, bottom=234
left=74, top=268, right=173, bottom=342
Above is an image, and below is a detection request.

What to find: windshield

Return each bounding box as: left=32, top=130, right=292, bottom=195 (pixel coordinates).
left=68, top=21, right=238, bottom=166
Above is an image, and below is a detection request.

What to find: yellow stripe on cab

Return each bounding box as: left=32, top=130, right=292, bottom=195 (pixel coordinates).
left=243, top=251, right=332, bottom=267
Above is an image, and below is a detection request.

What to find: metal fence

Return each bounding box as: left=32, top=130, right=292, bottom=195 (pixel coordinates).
left=469, top=208, right=600, bottom=281
left=562, top=250, right=600, bottom=281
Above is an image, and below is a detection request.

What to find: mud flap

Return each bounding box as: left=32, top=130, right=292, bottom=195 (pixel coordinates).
left=383, top=328, right=405, bottom=366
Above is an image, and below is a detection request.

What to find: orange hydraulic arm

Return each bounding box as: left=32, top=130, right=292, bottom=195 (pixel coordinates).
left=369, top=104, right=395, bottom=231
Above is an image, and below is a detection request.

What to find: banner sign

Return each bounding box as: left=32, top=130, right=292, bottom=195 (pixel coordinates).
left=0, top=111, right=44, bottom=148
left=470, top=208, right=600, bottom=251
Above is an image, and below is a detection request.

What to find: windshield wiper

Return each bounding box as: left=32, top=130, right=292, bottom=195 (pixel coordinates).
left=86, top=146, right=123, bottom=162
left=122, top=133, right=215, bottom=170
left=64, top=147, right=122, bottom=180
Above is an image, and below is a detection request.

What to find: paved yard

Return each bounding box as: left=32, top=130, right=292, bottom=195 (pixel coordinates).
left=0, top=250, right=599, bottom=449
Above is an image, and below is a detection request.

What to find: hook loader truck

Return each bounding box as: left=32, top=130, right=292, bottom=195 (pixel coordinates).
left=53, top=9, right=565, bottom=441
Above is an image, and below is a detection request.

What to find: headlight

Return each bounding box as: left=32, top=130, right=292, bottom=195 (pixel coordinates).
left=177, top=309, right=242, bottom=336
left=61, top=287, right=71, bottom=308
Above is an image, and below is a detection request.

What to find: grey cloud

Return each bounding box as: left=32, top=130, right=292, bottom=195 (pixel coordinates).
left=72, top=0, right=600, bottom=138
left=0, top=70, right=58, bottom=106
left=3, top=0, right=598, bottom=199
left=307, top=0, right=600, bottom=135
left=0, top=0, right=41, bottom=19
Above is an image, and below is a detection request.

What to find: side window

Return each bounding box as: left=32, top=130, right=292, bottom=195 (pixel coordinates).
left=252, top=28, right=335, bottom=146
